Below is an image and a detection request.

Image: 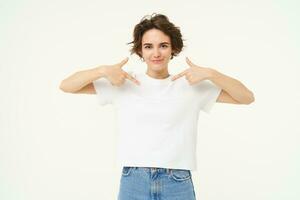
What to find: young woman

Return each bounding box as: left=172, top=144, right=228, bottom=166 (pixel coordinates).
left=60, top=13, right=254, bottom=200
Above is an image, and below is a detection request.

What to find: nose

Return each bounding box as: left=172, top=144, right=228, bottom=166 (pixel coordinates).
left=153, top=48, right=161, bottom=58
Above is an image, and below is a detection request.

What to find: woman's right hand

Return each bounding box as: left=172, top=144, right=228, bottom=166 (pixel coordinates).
left=102, top=57, right=140, bottom=86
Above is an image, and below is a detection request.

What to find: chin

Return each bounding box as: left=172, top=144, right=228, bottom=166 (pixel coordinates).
left=150, top=65, right=166, bottom=71
left=148, top=62, right=167, bottom=68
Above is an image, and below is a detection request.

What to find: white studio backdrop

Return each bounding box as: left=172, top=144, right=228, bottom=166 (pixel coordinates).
left=0, top=0, right=299, bottom=199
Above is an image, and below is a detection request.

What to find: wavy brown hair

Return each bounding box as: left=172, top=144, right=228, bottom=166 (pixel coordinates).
left=127, top=13, right=185, bottom=60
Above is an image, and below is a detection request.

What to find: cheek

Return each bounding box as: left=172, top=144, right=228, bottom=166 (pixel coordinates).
left=142, top=51, right=151, bottom=59
left=163, top=48, right=172, bottom=55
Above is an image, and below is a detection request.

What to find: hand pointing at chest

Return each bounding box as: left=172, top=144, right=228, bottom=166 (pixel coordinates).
left=171, top=57, right=213, bottom=85
left=104, top=57, right=140, bottom=86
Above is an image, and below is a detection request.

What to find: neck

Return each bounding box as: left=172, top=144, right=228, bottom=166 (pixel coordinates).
left=146, top=69, right=170, bottom=79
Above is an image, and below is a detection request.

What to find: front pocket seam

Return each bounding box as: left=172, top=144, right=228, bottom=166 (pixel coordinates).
left=122, top=167, right=132, bottom=176
left=170, top=170, right=191, bottom=181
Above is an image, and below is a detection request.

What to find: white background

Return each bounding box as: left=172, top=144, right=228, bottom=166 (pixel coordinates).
left=1, top=0, right=299, bottom=199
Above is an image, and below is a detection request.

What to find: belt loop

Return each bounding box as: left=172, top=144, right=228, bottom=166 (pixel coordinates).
left=167, top=168, right=170, bottom=174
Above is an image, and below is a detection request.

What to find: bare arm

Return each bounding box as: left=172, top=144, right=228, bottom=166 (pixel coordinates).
left=208, top=69, right=255, bottom=104
left=59, top=66, right=106, bottom=93
left=59, top=58, right=140, bottom=94
left=172, top=57, right=254, bottom=105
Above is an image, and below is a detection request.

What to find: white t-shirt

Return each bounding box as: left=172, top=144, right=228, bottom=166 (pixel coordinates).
left=93, top=72, right=222, bottom=171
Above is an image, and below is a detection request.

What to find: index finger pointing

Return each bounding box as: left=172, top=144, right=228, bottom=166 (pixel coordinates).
left=171, top=70, right=187, bottom=81
left=125, top=73, right=140, bottom=86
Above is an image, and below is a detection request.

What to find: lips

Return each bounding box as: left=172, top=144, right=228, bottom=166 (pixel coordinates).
left=152, top=59, right=163, bottom=63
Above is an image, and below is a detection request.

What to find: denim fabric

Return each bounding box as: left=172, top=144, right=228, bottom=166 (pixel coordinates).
left=118, top=166, right=196, bottom=200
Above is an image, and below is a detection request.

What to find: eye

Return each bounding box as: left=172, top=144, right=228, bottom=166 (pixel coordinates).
left=144, top=46, right=151, bottom=49
left=161, top=44, right=169, bottom=48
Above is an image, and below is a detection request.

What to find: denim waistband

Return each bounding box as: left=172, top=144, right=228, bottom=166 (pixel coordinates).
left=124, top=166, right=172, bottom=174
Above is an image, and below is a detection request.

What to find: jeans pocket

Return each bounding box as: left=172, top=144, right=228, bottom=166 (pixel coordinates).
left=122, top=166, right=133, bottom=177
left=170, top=169, right=191, bottom=181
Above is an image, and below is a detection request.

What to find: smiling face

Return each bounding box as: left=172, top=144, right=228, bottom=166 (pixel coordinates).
left=140, top=28, right=173, bottom=77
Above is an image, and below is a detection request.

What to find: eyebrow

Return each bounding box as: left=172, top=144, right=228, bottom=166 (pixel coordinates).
left=143, top=42, right=170, bottom=46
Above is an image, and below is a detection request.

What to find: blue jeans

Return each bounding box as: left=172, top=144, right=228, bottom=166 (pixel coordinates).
left=118, top=166, right=196, bottom=200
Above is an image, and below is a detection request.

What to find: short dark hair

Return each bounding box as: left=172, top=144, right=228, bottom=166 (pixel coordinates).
left=127, top=13, right=185, bottom=60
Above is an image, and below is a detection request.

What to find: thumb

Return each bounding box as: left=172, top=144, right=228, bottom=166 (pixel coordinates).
left=186, top=57, right=195, bottom=67
left=117, top=57, right=129, bottom=68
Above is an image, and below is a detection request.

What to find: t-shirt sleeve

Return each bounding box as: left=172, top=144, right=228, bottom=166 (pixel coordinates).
left=194, top=80, right=222, bottom=114
left=92, top=78, right=118, bottom=106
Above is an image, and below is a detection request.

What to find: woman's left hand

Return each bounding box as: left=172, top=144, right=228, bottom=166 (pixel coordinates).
left=171, top=57, right=214, bottom=85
